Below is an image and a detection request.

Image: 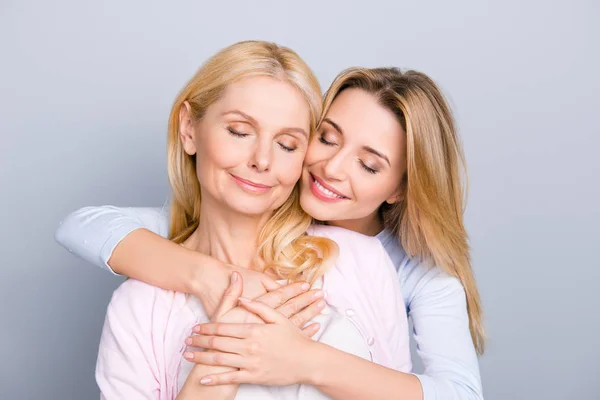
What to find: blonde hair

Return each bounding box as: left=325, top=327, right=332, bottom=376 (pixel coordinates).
left=167, top=40, right=337, bottom=283
left=321, top=67, right=485, bottom=354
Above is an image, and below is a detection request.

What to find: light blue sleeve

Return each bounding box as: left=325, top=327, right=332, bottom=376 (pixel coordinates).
left=378, top=230, right=483, bottom=400
left=404, top=264, right=483, bottom=400
left=54, top=204, right=170, bottom=275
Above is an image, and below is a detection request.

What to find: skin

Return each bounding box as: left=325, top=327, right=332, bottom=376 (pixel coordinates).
left=187, top=88, right=423, bottom=400
left=104, top=86, right=423, bottom=399
left=300, top=88, right=407, bottom=235
left=170, top=75, right=324, bottom=399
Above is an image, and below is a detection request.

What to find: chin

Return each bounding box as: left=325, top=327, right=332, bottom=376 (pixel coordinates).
left=300, top=196, right=330, bottom=222
left=225, top=199, right=274, bottom=217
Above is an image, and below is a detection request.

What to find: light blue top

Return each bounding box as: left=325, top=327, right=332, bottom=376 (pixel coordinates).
left=55, top=205, right=483, bottom=400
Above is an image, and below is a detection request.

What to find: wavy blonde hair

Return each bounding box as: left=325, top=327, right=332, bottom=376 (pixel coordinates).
left=167, top=40, right=337, bottom=283
left=321, top=67, right=485, bottom=354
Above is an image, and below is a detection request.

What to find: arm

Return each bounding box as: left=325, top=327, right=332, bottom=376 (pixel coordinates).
left=177, top=272, right=248, bottom=400
left=177, top=362, right=237, bottom=400
left=314, top=267, right=482, bottom=400
left=307, top=342, right=422, bottom=400
left=54, top=205, right=205, bottom=292
left=55, top=205, right=280, bottom=315
left=195, top=298, right=423, bottom=400
left=96, top=279, right=177, bottom=399
left=405, top=267, right=483, bottom=400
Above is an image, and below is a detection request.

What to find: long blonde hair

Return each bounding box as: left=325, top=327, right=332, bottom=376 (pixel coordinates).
left=166, top=41, right=337, bottom=283
left=321, top=67, right=485, bottom=354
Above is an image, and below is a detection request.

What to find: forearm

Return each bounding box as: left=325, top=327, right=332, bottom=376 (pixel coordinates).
left=109, top=228, right=210, bottom=295
left=306, top=342, right=423, bottom=400
left=177, top=364, right=238, bottom=399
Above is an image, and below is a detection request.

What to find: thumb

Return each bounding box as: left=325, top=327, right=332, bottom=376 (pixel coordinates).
left=262, top=276, right=282, bottom=292
left=237, top=296, right=286, bottom=324
left=213, top=272, right=243, bottom=320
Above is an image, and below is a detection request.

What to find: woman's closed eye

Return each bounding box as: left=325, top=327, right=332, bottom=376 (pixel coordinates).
left=359, top=160, right=379, bottom=174
left=278, top=142, right=296, bottom=152
left=227, top=127, right=250, bottom=138
left=277, top=136, right=299, bottom=153
left=318, top=132, right=338, bottom=146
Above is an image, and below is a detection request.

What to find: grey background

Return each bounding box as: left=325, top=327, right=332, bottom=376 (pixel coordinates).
left=1, top=0, right=598, bottom=399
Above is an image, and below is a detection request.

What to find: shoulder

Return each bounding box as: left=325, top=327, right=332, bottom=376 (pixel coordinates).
left=376, top=230, right=465, bottom=308
left=399, top=257, right=466, bottom=312
left=107, top=279, right=188, bottom=325
left=308, top=224, right=385, bottom=254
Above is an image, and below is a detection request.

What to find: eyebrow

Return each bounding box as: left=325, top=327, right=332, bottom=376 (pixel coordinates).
left=363, top=146, right=390, bottom=166
left=223, top=109, right=308, bottom=138
left=322, top=118, right=391, bottom=166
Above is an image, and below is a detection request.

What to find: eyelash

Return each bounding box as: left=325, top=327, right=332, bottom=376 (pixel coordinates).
left=278, top=143, right=295, bottom=152
left=320, top=133, right=377, bottom=174
left=228, top=127, right=296, bottom=152
left=319, top=135, right=336, bottom=146
left=360, top=161, right=378, bottom=174
left=227, top=127, right=248, bottom=137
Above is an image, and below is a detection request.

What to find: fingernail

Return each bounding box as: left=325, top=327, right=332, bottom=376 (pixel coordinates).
left=317, top=300, right=326, bottom=308
left=200, top=377, right=213, bottom=385
left=301, top=282, right=310, bottom=290
left=184, top=351, right=194, bottom=360
left=231, top=272, right=238, bottom=283
left=185, top=337, right=192, bottom=345
left=193, top=325, right=201, bottom=333
left=238, top=297, right=251, bottom=304
left=314, top=290, right=324, bottom=298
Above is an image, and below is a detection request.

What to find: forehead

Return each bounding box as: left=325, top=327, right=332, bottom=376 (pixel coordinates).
left=325, top=88, right=405, bottom=157
left=210, top=76, right=311, bottom=130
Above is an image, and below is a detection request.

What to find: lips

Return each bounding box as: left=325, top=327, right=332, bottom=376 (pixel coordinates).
left=230, top=174, right=272, bottom=194
left=309, top=173, right=349, bottom=202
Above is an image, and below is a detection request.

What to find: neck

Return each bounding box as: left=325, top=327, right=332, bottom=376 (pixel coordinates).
left=328, top=210, right=383, bottom=236
left=185, top=195, right=271, bottom=269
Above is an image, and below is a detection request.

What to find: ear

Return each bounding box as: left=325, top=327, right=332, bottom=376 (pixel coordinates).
left=385, top=178, right=407, bottom=205
left=179, top=101, right=197, bottom=156
left=385, top=190, right=404, bottom=205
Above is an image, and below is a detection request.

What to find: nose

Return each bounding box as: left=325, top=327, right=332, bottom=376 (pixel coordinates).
left=322, top=149, right=348, bottom=181
left=248, top=138, right=272, bottom=172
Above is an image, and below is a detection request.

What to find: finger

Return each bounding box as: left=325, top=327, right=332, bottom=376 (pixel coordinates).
left=261, top=276, right=281, bottom=292
left=183, top=350, right=248, bottom=369
left=213, top=272, right=244, bottom=320
left=186, top=335, right=245, bottom=355
left=238, top=297, right=287, bottom=324
left=200, top=370, right=254, bottom=386
left=276, top=289, right=324, bottom=318
left=289, top=299, right=327, bottom=328
left=254, top=281, right=310, bottom=309
left=301, top=322, right=321, bottom=338
left=193, top=322, right=255, bottom=339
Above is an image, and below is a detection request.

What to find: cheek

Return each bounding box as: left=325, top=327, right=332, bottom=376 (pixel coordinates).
left=196, top=133, right=248, bottom=171
left=274, top=151, right=304, bottom=186
left=351, top=174, right=396, bottom=208
left=305, top=138, right=329, bottom=162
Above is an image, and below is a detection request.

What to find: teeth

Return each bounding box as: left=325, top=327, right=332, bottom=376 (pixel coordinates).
left=314, top=179, right=344, bottom=199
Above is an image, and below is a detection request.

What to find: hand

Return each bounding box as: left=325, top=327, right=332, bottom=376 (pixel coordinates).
left=194, top=260, right=281, bottom=317
left=184, top=274, right=326, bottom=364
left=182, top=272, right=246, bottom=389
left=187, top=297, right=322, bottom=386
left=212, top=273, right=264, bottom=325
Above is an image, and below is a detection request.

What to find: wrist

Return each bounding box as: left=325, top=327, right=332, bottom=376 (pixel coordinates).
left=186, top=251, right=208, bottom=296
left=299, top=340, right=330, bottom=386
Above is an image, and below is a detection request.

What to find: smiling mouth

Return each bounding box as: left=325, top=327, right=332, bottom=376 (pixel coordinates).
left=309, top=173, right=349, bottom=201
left=230, top=174, right=272, bottom=193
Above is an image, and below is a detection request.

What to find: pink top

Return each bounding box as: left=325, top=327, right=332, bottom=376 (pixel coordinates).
left=96, top=225, right=411, bottom=399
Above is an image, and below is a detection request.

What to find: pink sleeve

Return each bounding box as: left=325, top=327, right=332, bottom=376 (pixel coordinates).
left=96, top=280, right=183, bottom=400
